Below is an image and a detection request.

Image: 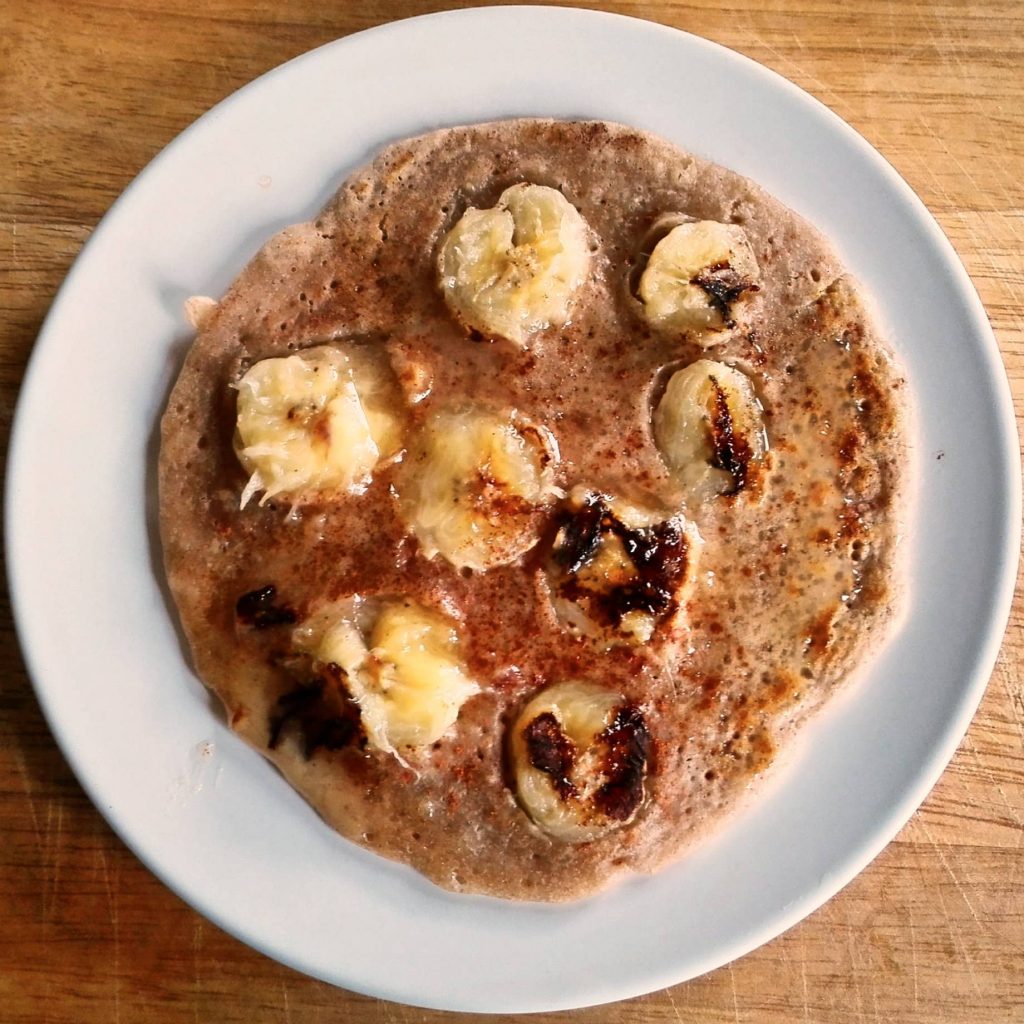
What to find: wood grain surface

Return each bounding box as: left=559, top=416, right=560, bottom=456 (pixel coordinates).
left=2, top=2, right=1022, bottom=1021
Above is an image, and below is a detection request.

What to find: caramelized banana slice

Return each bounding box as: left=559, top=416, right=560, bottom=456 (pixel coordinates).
left=510, top=680, right=651, bottom=842
left=438, top=183, right=591, bottom=346
left=397, top=409, right=561, bottom=571
left=294, top=598, right=479, bottom=756
left=653, top=359, right=767, bottom=502
left=637, top=220, right=759, bottom=334
left=547, top=487, right=702, bottom=645
left=234, top=345, right=401, bottom=507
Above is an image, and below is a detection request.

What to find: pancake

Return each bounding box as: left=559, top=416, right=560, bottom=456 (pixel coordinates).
left=158, top=119, right=907, bottom=901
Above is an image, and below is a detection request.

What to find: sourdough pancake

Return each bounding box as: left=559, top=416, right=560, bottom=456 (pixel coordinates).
left=159, top=120, right=907, bottom=901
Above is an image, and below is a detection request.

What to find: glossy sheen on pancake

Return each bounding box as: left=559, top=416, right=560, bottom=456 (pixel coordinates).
left=159, top=120, right=907, bottom=901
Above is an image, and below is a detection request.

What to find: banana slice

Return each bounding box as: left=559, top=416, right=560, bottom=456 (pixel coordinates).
left=547, top=487, right=702, bottom=645
left=510, top=680, right=650, bottom=842
left=438, top=183, right=591, bottom=346
left=234, top=345, right=401, bottom=508
left=294, top=598, right=479, bottom=756
left=637, top=220, right=759, bottom=333
left=653, top=359, right=767, bottom=502
left=397, top=409, right=561, bottom=571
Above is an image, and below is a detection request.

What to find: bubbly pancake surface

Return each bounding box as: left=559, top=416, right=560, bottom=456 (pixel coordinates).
left=159, top=119, right=907, bottom=901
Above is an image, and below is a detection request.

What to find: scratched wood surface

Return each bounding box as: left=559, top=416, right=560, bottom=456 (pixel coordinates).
left=2, top=1, right=1022, bottom=1021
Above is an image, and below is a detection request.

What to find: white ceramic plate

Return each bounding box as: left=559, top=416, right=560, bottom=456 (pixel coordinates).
left=7, top=7, right=1019, bottom=1013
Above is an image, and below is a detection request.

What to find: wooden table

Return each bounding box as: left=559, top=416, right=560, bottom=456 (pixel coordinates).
left=3, top=2, right=1022, bottom=1020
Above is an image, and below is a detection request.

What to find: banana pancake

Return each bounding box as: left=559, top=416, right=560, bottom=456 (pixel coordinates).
left=159, top=119, right=907, bottom=901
